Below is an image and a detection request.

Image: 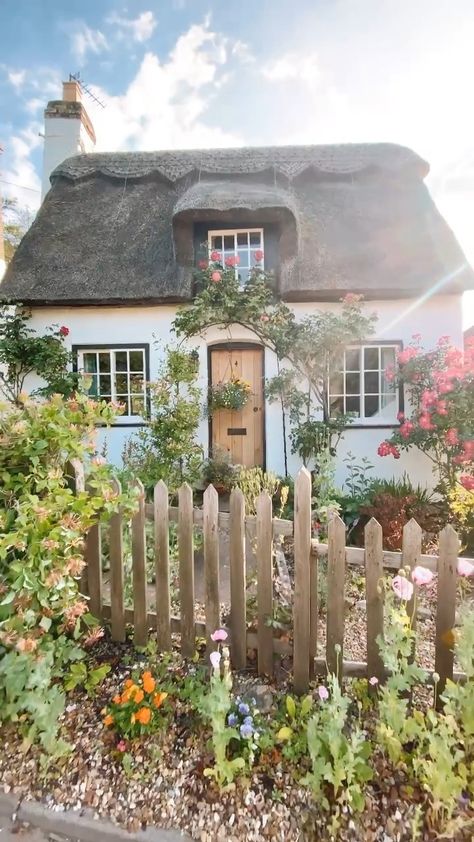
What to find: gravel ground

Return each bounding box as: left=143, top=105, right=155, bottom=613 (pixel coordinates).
left=1, top=564, right=472, bottom=842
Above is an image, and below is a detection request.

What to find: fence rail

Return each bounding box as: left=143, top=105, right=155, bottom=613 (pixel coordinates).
left=81, top=466, right=471, bottom=695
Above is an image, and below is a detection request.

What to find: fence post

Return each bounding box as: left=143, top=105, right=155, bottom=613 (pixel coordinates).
left=257, top=492, right=273, bottom=677
left=365, top=518, right=384, bottom=684
left=85, top=523, right=102, bottom=619
left=402, top=519, right=422, bottom=670
left=309, top=552, right=318, bottom=679
left=293, top=467, right=312, bottom=694
left=203, top=484, right=220, bottom=653
left=132, top=479, right=148, bottom=647
left=229, top=487, right=246, bottom=670
left=178, top=482, right=195, bottom=658
left=435, top=525, right=458, bottom=707
left=154, top=480, right=171, bottom=651
left=326, top=515, right=346, bottom=680
left=109, top=477, right=125, bottom=642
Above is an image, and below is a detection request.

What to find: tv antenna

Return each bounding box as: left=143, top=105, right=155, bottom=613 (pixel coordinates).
left=69, top=72, right=105, bottom=109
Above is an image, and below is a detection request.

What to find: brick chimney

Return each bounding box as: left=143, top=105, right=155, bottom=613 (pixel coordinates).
left=42, top=79, right=96, bottom=200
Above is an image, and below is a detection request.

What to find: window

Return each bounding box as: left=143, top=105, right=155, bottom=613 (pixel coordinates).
left=208, top=228, right=264, bottom=284
left=77, top=347, right=147, bottom=420
left=329, top=344, right=400, bottom=424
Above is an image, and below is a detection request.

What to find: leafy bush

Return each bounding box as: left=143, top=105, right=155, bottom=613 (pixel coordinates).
left=0, top=393, right=133, bottom=752
left=122, top=346, right=203, bottom=496
left=234, top=466, right=286, bottom=516
left=358, top=476, right=442, bottom=551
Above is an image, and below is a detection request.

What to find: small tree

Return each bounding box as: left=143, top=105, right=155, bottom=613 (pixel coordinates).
left=122, top=345, right=203, bottom=495
left=2, top=198, right=34, bottom=264
left=377, top=335, right=474, bottom=531
left=0, top=305, right=77, bottom=403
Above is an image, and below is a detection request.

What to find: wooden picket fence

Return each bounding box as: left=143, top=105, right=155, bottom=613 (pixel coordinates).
left=80, top=467, right=470, bottom=695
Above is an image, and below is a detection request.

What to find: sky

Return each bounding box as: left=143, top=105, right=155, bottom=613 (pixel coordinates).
left=1, top=0, right=473, bottom=328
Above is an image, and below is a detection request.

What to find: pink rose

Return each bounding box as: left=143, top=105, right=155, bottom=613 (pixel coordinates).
left=210, top=250, right=221, bottom=262
left=254, top=249, right=264, bottom=262
left=445, top=428, right=459, bottom=446
left=211, top=271, right=222, bottom=283
left=457, top=558, right=474, bottom=577
left=392, top=575, right=414, bottom=601
left=419, top=413, right=435, bottom=431
left=459, top=474, right=474, bottom=491
left=318, top=685, right=329, bottom=701
left=198, top=259, right=208, bottom=270
left=412, top=566, right=435, bottom=586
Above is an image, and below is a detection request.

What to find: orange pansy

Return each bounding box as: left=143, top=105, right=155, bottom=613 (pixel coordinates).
left=136, top=707, right=151, bottom=725
left=112, top=695, right=121, bottom=704
left=134, top=689, right=144, bottom=703
left=103, top=714, right=114, bottom=727
left=124, top=679, right=134, bottom=688
left=143, top=675, right=155, bottom=694
left=152, top=692, right=168, bottom=709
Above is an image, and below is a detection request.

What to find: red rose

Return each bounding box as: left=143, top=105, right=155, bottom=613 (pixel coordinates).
left=59, top=326, right=69, bottom=337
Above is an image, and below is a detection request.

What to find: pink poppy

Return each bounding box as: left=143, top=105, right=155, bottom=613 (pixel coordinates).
left=392, top=575, right=414, bottom=601
left=412, top=566, right=435, bottom=586
left=210, top=650, right=222, bottom=669
left=369, top=676, right=379, bottom=686
left=457, top=558, right=474, bottom=577
left=317, top=686, right=329, bottom=701
left=210, top=628, right=228, bottom=642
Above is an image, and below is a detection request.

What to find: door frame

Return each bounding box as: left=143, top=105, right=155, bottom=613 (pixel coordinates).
left=207, top=341, right=266, bottom=470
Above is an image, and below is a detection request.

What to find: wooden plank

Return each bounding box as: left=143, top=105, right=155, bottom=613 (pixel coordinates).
left=154, top=480, right=171, bottom=651
left=178, top=483, right=195, bottom=658
left=309, top=552, right=318, bottom=679
left=109, top=478, right=125, bottom=642
left=402, top=519, right=422, bottom=633
left=310, top=542, right=474, bottom=574
left=435, top=525, right=459, bottom=706
left=326, top=515, right=346, bottom=679
left=132, top=479, right=148, bottom=647
left=203, top=484, right=220, bottom=651
left=364, top=518, right=385, bottom=684
left=229, top=488, right=246, bottom=669
left=257, top=492, right=273, bottom=677
left=144, top=504, right=294, bottom=538
left=85, top=523, right=102, bottom=618
left=293, top=467, right=312, bottom=694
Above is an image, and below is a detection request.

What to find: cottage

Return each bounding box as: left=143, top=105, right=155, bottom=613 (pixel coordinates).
left=1, top=82, right=472, bottom=485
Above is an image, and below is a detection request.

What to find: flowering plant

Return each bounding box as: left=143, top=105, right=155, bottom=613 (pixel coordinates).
left=378, top=336, right=474, bottom=510
left=208, top=377, right=251, bottom=412
left=102, top=671, right=169, bottom=740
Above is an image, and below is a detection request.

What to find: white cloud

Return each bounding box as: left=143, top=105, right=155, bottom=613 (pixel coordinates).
left=24, top=97, right=44, bottom=114
left=1, top=123, right=42, bottom=212
left=70, top=23, right=109, bottom=63
left=262, top=51, right=321, bottom=89
left=107, top=10, right=157, bottom=43
left=7, top=69, right=26, bottom=90
left=86, top=20, right=240, bottom=152
left=231, top=40, right=254, bottom=64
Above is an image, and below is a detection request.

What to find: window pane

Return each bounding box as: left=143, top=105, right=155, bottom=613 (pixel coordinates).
left=329, top=372, right=344, bottom=394
left=365, top=395, right=379, bottom=417
left=345, top=372, right=360, bottom=394
left=115, top=351, right=128, bottom=372
left=99, top=375, right=111, bottom=395
left=98, top=352, right=111, bottom=372
left=364, top=371, right=379, bottom=393
left=364, top=347, right=379, bottom=369
left=131, top=397, right=145, bottom=416
left=381, top=393, right=397, bottom=410
left=211, top=235, right=222, bottom=250
left=87, top=374, right=98, bottom=397
left=237, top=232, right=248, bottom=246
left=330, top=396, right=344, bottom=415
left=130, top=374, right=144, bottom=394
left=346, top=396, right=360, bottom=416
left=249, top=232, right=261, bottom=246
left=345, top=349, right=360, bottom=370
left=224, top=235, right=234, bottom=250
left=129, top=351, right=144, bottom=372
left=83, top=353, right=97, bottom=373
left=381, top=346, right=396, bottom=369
left=117, top=397, right=130, bottom=415
left=115, top=373, right=128, bottom=393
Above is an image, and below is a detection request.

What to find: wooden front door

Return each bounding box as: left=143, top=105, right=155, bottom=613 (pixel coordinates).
left=210, top=346, right=264, bottom=467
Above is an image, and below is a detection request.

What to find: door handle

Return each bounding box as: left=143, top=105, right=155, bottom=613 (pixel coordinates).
left=253, top=407, right=260, bottom=413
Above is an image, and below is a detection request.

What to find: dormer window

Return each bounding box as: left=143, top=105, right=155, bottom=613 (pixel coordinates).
left=208, top=228, right=264, bottom=284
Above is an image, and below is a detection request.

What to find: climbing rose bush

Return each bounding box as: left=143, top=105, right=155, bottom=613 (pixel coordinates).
left=378, top=335, right=474, bottom=506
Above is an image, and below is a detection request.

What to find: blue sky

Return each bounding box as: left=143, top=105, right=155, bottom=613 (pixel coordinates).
left=1, top=0, right=473, bottom=326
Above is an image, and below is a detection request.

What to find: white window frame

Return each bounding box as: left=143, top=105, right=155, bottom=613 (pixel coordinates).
left=328, top=344, right=400, bottom=425
left=208, top=228, right=264, bottom=284
left=77, top=347, right=147, bottom=424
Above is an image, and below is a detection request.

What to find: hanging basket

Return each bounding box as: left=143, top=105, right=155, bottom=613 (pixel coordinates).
left=208, top=378, right=251, bottom=412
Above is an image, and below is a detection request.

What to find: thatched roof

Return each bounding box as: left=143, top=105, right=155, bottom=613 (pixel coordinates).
left=1, top=143, right=472, bottom=304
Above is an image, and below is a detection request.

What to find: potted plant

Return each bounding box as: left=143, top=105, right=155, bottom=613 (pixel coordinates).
left=202, top=448, right=240, bottom=494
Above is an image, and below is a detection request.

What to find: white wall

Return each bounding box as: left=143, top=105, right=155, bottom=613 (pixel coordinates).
left=42, top=117, right=94, bottom=200
left=27, top=294, right=463, bottom=490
